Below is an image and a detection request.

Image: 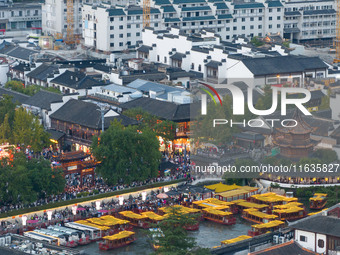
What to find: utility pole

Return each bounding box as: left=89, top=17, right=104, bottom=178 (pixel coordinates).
left=97, top=103, right=110, bottom=132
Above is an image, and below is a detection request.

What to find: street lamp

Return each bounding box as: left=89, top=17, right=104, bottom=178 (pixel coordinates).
left=119, top=196, right=124, bottom=206
left=96, top=201, right=101, bottom=211
left=47, top=210, right=53, bottom=221
left=142, top=191, right=147, bottom=201
left=22, top=215, right=27, bottom=226
left=72, top=204, right=77, bottom=216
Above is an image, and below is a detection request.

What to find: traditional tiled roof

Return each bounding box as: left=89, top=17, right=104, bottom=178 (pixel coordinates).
left=23, top=90, right=62, bottom=111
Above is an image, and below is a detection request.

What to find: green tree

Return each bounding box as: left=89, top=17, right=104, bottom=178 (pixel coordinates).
left=191, top=94, right=253, bottom=146
left=153, top=207, right=205, bottom=255
left=0, top=114, right=11, bottom=143
left=0, top=94, right=16, bottom=125
left=250, top=36, right=264, bottom=47
left=313, top=149, right=338, bottom=163
left=11, top=108, right=50, bottom=152
left=124, top=108, right=177, bottom=145
left=319, top=89, right=330, bottom=110
left=0, top=153, right=65, bottom=205
left=91, top=120, right=161, bottom=185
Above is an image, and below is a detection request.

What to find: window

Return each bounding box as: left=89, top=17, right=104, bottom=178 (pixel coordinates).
left=136, top=24, right=140, bottom=28
left=127, top=33, right=131, bottom=37
left=269, top=8, right=273, bottom=13
left=110, top=43, right=114, bottom=47
left=164, top=56, right=167, bottom=63
left=110, top=26, right=114, bottom=30
left=233, top=19, right=237, bottom=22
left=300, top=236, right=307, bottom=242
left=119, top=25, right=123, bottom=29
left=318, top=239, right=324, bottom=248
left=251, top=9, right=254, bottom=13
left=191, top=63, right=194, bottom=69
left=119, top=42, right=123, bottom=46
left=200, top=21, right=204, bottom=25
left=250, top=25, right=254, bottom=29
left=277, top=16, right=281, bottom=20
left=110, top=34, right=114, bottom=38
left=119, top=34, right=123, bottom=38
left=277, top=24, right=281, bottom=28
left=209, top=21, right=213, bottom=25
left=242, top=18, right=245, bottom=22
left=233, top=26, right=237, bottom=31
left=110, top=17, right=114, bottom=22
left=226, top=35, right=230, bottom=39
left=258, top=25, right=262, bottom=29
left=120, top=17, right=124, bottom=21
left=136, top=15, right=140, bottom=20
left=269, top=24, right=272, bottom=28
left=191, top=22, right=195, bottom=25
left=269, top=17, right=272, bottom=20
left=136, top=32, right=140, bottom=36
left=183, top=22, right=186, bottom=26
left=198, top=65, right=201, bottom=71
left=127, top=16, right=131, bottom=20
left=242, top=26, right=245, bottom=30
left=259, top=17, right=262, bottom=21
left=157, top=55, right=160, bottom=61
left=218, top=20, right=222, bottom=24
left=226, top=27, right=230, bottom=31
left=277, top=8, right=281, bottom=12
left=155, top=15, right=158, bottom=18
left=127, top=24, right=131, bottom=29
left=250, top=17, right=254, bottom=21
left=155, top=23, right=158, bottom=27
left=259, top=9, right=263, bottom=13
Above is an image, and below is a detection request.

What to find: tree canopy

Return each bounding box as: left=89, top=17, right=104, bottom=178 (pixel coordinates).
left=91, top=120, right=161, bottom=185
left=0, top=153, right=65, bottom=205
left=124, top=107, right=177, bottom=145
left=0, top=95, right=50, bottom=151
left=5, top=81, right=61, bottom=96
left=151, top=207, right=209, bottom=255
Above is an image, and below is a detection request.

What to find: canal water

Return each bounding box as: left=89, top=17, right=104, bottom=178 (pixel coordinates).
left=75, top=216, right=252, bottom=255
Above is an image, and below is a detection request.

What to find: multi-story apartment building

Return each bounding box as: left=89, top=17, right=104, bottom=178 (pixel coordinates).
left=41, top=0, right=137, bottom=38
left=82, top=0, right=336, bottom=51
left=0, top=1, right=41, bottom=32
left=82, top=3, right=162, bottom=52
left=283, top=0, right=336, bottom=45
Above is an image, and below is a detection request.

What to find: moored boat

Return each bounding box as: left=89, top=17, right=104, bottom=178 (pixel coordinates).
left=248, top=220, right=285, bottom=237
left=98, top=230, right=136, bottom=250
left=310, top=193, right=328, bottom=210
left=241, top=208, right=278, bottom=224
left=202, top=208, right=236, bottom=225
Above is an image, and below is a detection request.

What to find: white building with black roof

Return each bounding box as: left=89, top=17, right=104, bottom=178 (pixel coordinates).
left=289, top=204, right=340, bottom=255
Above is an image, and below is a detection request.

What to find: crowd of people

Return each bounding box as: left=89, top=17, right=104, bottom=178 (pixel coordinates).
left=0, top=150, right=194, bottom=218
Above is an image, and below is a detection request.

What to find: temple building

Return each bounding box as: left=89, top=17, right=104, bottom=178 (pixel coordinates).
left=272, top=109, right=315, bottom=159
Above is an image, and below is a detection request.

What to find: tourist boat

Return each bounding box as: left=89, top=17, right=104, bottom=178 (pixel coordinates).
left=234, top=201, right=269, bottom=213
left=87, top=215, right=132, bottom=234
left=310, top=193, right=328, bottom=209
left=272, top=203, right=307, bottom=221
left=159, top=205, right=201, bottom=231
left=221, top=235, right=251, bottom=246
left=25, top=229, right=77, bottom=247
left=141, top=211, right=165, bottom=225
left=47, top=225, right=91, bottom=245
left=98, top=231, right=136, bottom=250
left=248, top=220, right=285, bottom=237
left=241, top=208, right=278, bottom=224
left=202, top=208, right=236, bottom=225
left=308, top=208, right=328, bottom=216
left=250, top=193, right=298, bottom=210
left=65, top=221, right=110, bottom=241
left=118, top=211, right=149, bottom=228
left=192, top=198, right=234, bottom=213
